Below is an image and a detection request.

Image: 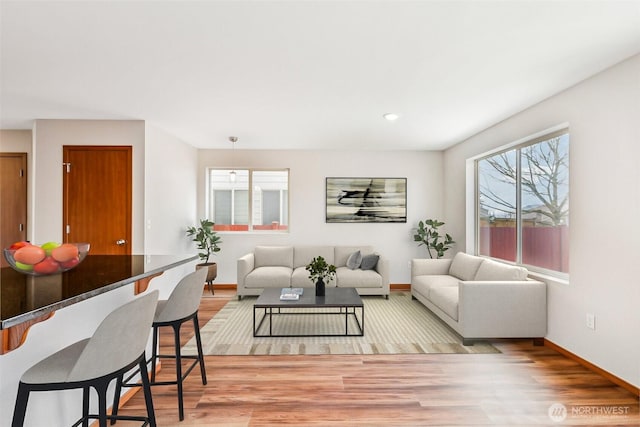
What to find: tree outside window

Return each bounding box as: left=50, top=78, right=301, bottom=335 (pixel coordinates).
left=477, top=132, right=569, bottom=274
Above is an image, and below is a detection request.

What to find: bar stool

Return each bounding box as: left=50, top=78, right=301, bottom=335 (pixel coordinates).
left=11, top=290, right=159, bottom=427
left=114, top=268, right=207, bottom=422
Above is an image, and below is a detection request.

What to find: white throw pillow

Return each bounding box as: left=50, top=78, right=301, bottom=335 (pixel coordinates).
left=346, top=250, right=362, bottom=270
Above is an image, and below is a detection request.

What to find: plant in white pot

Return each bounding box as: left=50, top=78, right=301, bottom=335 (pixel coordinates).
left=187, top=219, right=222, bottom=294
left=305, top=256, right=336, bottom=296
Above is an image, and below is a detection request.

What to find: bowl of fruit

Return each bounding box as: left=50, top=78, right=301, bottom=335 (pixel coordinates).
left=3, top=242, right=90, bottom=276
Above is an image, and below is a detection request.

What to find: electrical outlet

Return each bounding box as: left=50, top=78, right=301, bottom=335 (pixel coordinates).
left=586, top=313, right=596, bottom=330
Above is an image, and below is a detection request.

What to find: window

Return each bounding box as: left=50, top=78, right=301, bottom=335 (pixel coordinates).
left=207, top=168, right=289, bottom=232
left=476, top=130, right=569, bottom=274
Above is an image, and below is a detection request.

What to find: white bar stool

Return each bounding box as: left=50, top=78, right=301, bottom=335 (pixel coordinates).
left=11, top=290, right=159, bottom=427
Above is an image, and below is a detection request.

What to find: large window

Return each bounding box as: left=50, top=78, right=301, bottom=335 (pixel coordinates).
left=207, top=169, right=289, bottom=232
left=476, top=130, right=569, bottom=274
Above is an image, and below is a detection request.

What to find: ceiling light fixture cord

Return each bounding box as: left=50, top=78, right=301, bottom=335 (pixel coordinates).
left=229, top=136, right=238, bottom=182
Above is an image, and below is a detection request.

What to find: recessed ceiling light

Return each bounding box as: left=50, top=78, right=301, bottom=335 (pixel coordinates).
left=383, top=113, right=399, bottom=121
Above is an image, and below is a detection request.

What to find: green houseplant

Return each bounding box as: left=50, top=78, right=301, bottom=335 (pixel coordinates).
left=305, top=256, right=336, bottom=296
left=413, top=218, right=455, bottom=259
left=187, top=219, right=222, bottom=293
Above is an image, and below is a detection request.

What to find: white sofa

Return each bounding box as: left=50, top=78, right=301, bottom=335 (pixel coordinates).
left=237, top=245, right=390, bottom=299
left=411, top=252, right=547, bottom=345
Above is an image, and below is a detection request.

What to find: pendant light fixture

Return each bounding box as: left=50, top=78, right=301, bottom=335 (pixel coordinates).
left=229, top=136, right=238, bottom=182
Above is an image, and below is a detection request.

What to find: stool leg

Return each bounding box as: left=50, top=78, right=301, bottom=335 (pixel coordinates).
left=94, top=380, right=109, bottom=427
left=11, top=382, right=31, bottom=427
left=139, top=356, right=157, bottom=427
left=150, top=325, right=159, bottom=383
left=82, top=386, right=90, bottom=427
left=110, top=376, right=122, bottom=425
left=172, top=323, right=185, bottom=421
left=193, top=315, right=207, bottom=385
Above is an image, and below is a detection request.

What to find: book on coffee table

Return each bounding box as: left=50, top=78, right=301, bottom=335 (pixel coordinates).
left=280, top=287, right=303, bottom=300
left=280, top=293, right=299, bottom=301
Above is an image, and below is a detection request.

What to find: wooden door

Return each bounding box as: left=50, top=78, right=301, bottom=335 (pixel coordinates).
left=0, top=153, right=28, bottom=266
left=63, top=146, right=132, bottom=255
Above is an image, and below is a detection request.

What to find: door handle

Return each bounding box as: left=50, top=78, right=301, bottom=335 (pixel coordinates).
left=116, top=239, right=127, bottom=246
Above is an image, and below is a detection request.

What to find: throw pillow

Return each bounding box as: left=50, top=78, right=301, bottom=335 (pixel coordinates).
left=346, top=250, right=362, bottom=270
left=360, top=254, right=379, bottom=270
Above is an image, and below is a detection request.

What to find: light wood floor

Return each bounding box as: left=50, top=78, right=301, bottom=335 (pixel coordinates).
left=117, top=289, right=639, bottom=426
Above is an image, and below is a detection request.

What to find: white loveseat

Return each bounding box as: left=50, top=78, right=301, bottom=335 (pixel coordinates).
left=411, top=252, right=546, bottom=345
left=237, top=245, right=390, bottom=299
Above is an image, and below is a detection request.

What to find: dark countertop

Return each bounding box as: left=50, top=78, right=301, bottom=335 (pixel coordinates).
left=0, top=254, right=197, bottom=329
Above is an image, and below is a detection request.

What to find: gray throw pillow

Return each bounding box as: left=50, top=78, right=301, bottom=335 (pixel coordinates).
left=346, top=250, right=362, bottom=270
left=360, top=254, right=379, bottom=270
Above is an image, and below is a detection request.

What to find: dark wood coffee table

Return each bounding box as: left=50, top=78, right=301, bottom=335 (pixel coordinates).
left=253, top=287, right=364, bottom=337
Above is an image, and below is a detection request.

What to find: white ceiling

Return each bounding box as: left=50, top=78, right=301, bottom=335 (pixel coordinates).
left=1, top=1, right=639, bottom=150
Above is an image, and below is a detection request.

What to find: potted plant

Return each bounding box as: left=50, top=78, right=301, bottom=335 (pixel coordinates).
left=186, top=219, right=222, bottom=294
left=413, top=218, right=455, bottom=259
left=305, top=256, right=337, bottom=296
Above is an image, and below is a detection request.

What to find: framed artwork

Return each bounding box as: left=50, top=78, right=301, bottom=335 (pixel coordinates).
left=326, top=177, right=407, bottom=223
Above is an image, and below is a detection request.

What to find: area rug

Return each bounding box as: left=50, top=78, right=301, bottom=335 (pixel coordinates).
left=183, top=292, right=500, bottom=355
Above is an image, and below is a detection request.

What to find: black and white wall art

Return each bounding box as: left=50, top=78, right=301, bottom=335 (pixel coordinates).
left=326, top=177, right=407, bottom=223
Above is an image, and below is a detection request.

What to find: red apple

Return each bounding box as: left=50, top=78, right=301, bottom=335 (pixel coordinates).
left=14, top=245, right=46, bottom=265
left=59, top=257, right=80, bottom=269
left=34, top=256, right=60, bottom=274
left=9, top=241, right=30, bottom=250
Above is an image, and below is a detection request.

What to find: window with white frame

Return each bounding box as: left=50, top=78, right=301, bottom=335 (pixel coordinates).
left=476, top=130, right=569, bottom=274
left=207, top=168, right=289, bottom=232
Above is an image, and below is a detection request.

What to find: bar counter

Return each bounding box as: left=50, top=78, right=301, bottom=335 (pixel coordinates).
left=0, top=254, right=197, bottom=352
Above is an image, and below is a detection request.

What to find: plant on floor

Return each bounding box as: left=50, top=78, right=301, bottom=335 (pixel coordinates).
left=413, top=218, right=455, bottom=259
left=187, top=219, right=221, bottom=263
left=187, top=219, right=222, bottom=292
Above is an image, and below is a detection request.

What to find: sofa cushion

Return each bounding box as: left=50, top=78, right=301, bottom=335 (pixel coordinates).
left=334, top=246, right=373, bottom=267
left=449, top=252, right=484, bottom=281
left=254, top=246, right=293, bottom=268
left=291, top=267, right=312, bottom=287
left=474, top=258, right=528, bottom=281
left=429, top=286, right=459, bottom=321
left=360, top=254, right=379, bottom=270
left=346, top=250, right=362, bottom=270
left=244, top=266, right=293, bottom=288
left=336, top=267, right=381, bottom=288
left=293, top=246, right=334, bottom=268
left=411, top=274, right=459, bottom=299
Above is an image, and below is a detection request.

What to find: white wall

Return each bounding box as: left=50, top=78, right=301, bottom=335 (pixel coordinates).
left=0, top=129, right=31, bottom=151
left=31, top=120, right=146, bottom=251
left=143, top=123, right=199, bottom=255
left=197, top=149, right=444, bottom=284
left=143, top=124, right=200, bottom=298
left=443, top=54, right=640, bottom=388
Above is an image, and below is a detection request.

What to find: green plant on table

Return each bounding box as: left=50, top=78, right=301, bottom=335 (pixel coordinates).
left=305, top=256, right=337, bottom=283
